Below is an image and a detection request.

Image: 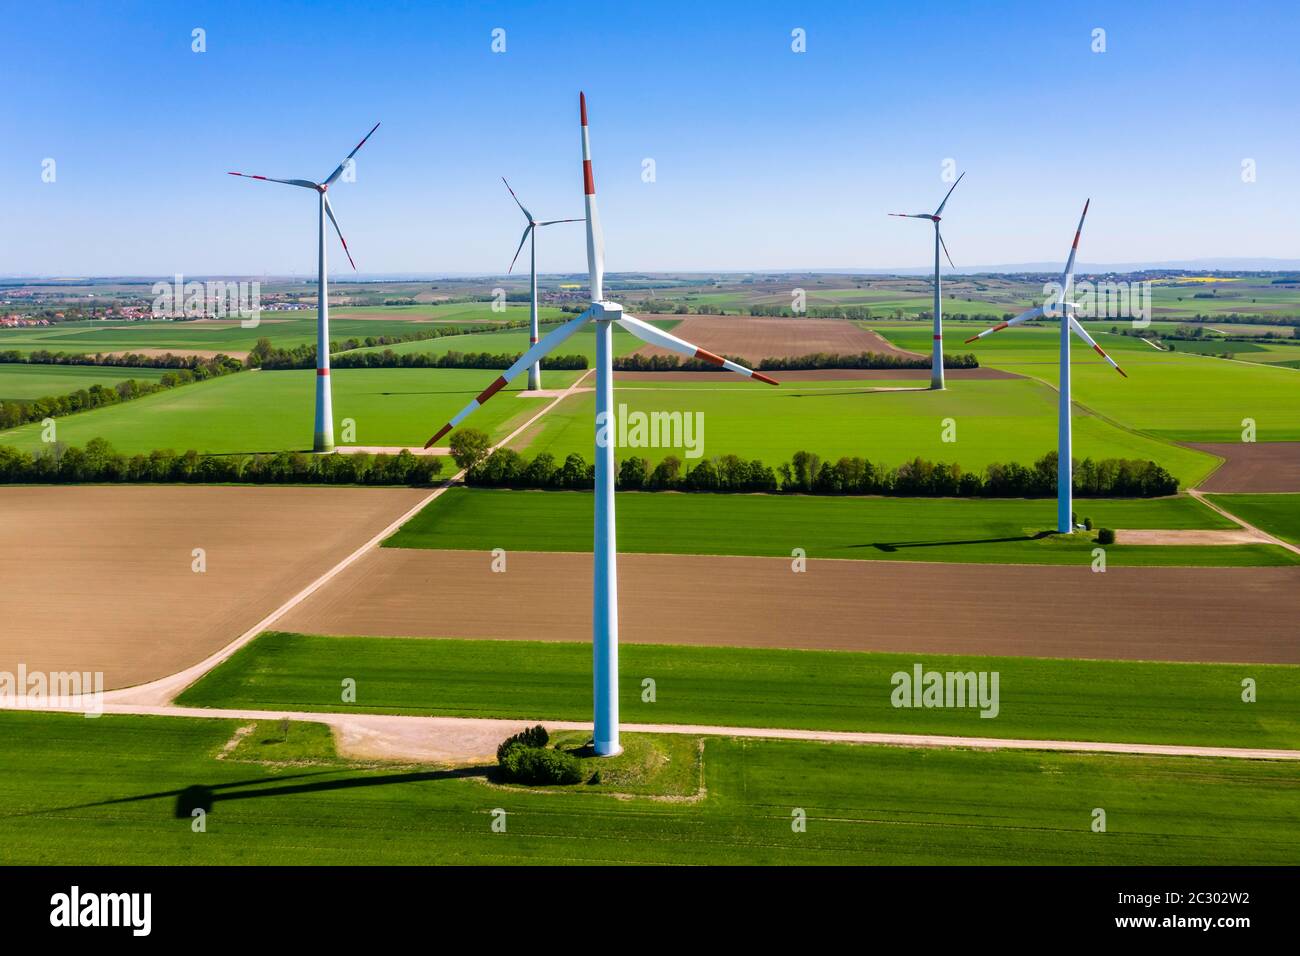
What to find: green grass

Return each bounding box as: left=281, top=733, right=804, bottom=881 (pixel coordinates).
left=1207, top=494, right=1300, bottom=546
left=1, top=710, right=1295, bottom=864
left=0, top=363, right=170, bottom=401
left=876, top=322, right=1300, bottom=443
left=509, top=375, right=1220, bottom=488
left=0, top=367, right=583, bottom=454
left=382, top=487, right=1299, bottom=567
left=178, top=633, right=1300, bottom=750
left=338, top=316, right=674, bottom=362
left=0, top=304, right=536, bottom=355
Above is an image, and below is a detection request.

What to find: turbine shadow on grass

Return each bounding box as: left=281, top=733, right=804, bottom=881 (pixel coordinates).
left=16, top=766, right=493, bottom=820
left=864, top=530, right=1057, bottom=552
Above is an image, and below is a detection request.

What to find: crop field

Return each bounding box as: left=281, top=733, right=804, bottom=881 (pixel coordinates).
left=507, top=375, right=1220, bottom=488
left=1206, top=494, right=1300, bottom=545
left=0, top=485, right=431, bottom=688
left=0, top=366, right=585, bottom=454
left=3, top=711, right=1294, bottom=865
left=874, top=321, right=1300, bottom=442
left=337, top=316, right=676, bottom=362
left=0, top=303, right=541, bottom=356
left=381, top=487, right=1300, bottom=568
left=0, top=362, right=171, bottom=400
left=179, top=632, right=1300, bottom=749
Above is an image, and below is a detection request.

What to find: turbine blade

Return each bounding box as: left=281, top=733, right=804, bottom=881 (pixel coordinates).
left=508, top=224, right=532, bottom=275
left=580, top=92, right=605, bottom=301
left=963, top=306, right=1044, bottom=344
left=616, top=313, right=778, bottom=385
left=502, top=177, right=533, bottom=222
left=939, top=230, right=955, bottom=269
left=537, top=218, right=584, bottom=226
left=323, top=121, right=381, bottom=187
left=1061, top=198, right=1090, bottom=301
left=934, top=171, right=966, bottom=216
left=1068, top=317, right=1127, bottom=377
left=227, top=172, right=317, bottom=189
left=888, top=213, right=933, bottom=219
left=323, top=195, right=356, bottom=271
left=424, top=309, right=594, bottom=447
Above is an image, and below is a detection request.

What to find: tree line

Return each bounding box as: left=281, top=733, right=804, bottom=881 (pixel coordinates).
left=0, top=439, right=444, bottom=485
left=0, top=357, right=243, bottom=431
left=613, top=351, right=979, bottom=372
left=458, top=442, right=1178, bottom=498
left=0, top=349, right=245, bottom=370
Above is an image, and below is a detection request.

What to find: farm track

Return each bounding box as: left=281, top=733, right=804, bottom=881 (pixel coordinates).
left=20, top=702, right=1300, bottom=764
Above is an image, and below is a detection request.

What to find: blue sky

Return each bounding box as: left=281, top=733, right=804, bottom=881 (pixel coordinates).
left=2, top=0, right=1298, bottom=276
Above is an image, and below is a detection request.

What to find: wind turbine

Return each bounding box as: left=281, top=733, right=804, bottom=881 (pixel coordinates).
left=963, top=200, right=1127, bottom=533
left=502, top=178, right=582, bottom=390
left=425, top=93, right=778, bottom=756
left=889, top=172, right=965, bottom=390
left=229, top=122, right=380, bottom=452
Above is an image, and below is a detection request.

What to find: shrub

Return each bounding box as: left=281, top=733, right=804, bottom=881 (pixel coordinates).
left=1083, top=516, right=1094, bottom=531
left=499, top=746, right=584, bottom=786
left=495, top=725, right=583, bottom=785
left=496, top=724, right=548, bottom=762
left=1096, top=527, right=1116, bottom=545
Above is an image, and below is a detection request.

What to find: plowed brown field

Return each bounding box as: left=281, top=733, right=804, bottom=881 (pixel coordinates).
left=276, top=549, right=1300, bottom=664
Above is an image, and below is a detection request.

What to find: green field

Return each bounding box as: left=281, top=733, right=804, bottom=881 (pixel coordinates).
left=337, top=316, right=677, bottom=362
left=179, top=633, right=1300, bottom=749
left=0, top=363, right=170, bottom=400
left=383, top=487, right=1298, bottom=567
left=3, top=711, right=1293, bottom=864
left=1207, top=494, right=1300, bottom=546
left=0, top=367, right=584, bottom=454
left=875, top=321, right=1300, bottom=443
left=507, top=375, right=1220, bottom=489
left=0, top=303, right=543, bottom=356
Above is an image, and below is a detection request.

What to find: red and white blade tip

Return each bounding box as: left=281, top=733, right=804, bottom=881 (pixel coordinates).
left=424, top=424, right=452, bottom=448
left=580, top=92, right=588, bottom=126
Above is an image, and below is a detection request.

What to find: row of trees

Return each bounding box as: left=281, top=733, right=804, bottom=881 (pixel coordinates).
left=247, top=316, right=539, bottom=369
left=0, top=357, right=243, bottom=431
left=331, top=350, right=587, bottom=371
left=460, top=444, right=1178, bottom=498
left=0, top=439, right=443, bottom=485
left=612, top=351, right=979, bottom=372
left=0, top=349, right=245, bottom=370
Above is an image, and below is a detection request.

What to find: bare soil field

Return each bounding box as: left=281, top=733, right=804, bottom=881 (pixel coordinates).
left=276, top=549, right=1300, bottom=664
left=633, top=315, right=923, bottom=362
left=1116, top=529, right=1267, bottom=545
left=99, top=347, right=249, bottom=361
left=1188, top=442, right=1300, bottom=492
left=615, top=367, right=1018, bottom=382
left=0, top=485, right=430, bottom=689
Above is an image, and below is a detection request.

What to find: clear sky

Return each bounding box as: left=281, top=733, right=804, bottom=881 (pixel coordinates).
left=2, top=0, right=1298, bottom=277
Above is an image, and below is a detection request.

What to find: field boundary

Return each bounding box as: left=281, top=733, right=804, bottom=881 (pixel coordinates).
left=96, top=368, right=594, bottom=707
left=1189, top=489, right=1300, bottom=557
left=17, top=702, right=1300, bottom=763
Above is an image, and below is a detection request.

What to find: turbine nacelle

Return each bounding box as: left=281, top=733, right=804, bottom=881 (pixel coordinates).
left=591, top=301, right=624, bottom=321
left=1043, top=301, right=1082, bottom=319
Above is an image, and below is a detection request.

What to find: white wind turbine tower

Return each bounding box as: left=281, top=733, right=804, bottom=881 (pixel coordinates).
left=889, top=171, right=965, bottom=390
left=502, top=177, right=582, bottom=390
left=229, top=122, right=380, bottom=452
left=426, top=93, right=778, bottom=756
left=964, top=200, right=1127, bottom=533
